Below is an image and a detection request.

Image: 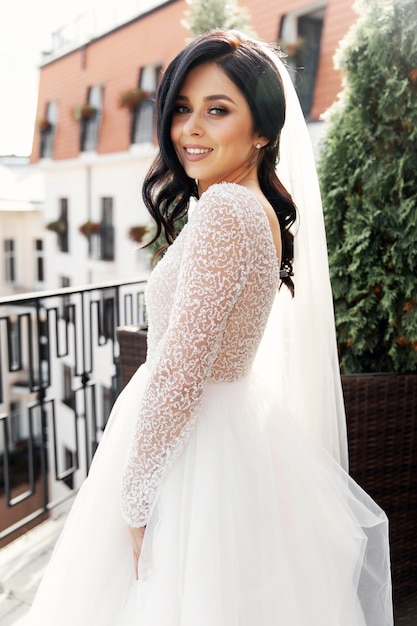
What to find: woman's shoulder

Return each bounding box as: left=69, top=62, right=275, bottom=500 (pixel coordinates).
left=200, top=182, right=260, bottom=205
left=198, top=182, right=265, bottom=222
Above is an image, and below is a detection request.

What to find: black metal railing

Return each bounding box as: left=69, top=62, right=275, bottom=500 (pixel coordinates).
left=0, top=279, right=146, bottom=544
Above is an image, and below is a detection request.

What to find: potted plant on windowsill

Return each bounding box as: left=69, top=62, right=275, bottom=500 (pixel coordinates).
left=127, top=225, right=149, bottom=243
left=79, top=220, right=101, bottom=238
left=46, top=219, right=67, bottom=234
left=319, top=0, right=417, bottom=609
left=119, top=88, right=151, bottom=112
left=72, top=104, right=98, bottom=122
left=276, top=37, right=306, bottom=65
left=37, top=118, right=52, bottom=132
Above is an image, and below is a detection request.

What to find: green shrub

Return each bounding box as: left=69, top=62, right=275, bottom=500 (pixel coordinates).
left=319, top=0, right=417, bottom=373
left=182, top=0, right=253, bottom=38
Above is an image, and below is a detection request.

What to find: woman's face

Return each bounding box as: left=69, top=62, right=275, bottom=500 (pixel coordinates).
left=170, top=62, right=264, bottom=193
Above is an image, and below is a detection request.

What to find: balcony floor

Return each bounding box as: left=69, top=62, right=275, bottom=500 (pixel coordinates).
left=0, top=509, right=69, bottom=626
left=1, top=506, right=416, bottom=625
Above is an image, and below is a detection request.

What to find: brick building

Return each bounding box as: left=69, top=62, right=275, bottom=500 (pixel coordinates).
left=29, top=0, right=356, bottom=295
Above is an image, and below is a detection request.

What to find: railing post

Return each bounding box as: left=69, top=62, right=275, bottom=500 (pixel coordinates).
left=37, top=386, right=49, bottom=513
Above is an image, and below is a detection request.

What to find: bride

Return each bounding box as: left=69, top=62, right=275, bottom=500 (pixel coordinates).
left=26, top=30, right=393, bottom=625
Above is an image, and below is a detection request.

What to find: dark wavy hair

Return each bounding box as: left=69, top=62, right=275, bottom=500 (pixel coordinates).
left=143, top=30, right=296, bottom=294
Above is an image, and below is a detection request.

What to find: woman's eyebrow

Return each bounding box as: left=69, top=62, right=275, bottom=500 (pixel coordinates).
left=205, top=94, right=236, bottom=104
left=176, top=93, right=236, bottom=104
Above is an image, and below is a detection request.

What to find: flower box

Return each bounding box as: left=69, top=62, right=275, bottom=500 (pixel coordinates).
left=72, top=104, right=98, bottom=122
left=128, top=225, right=148, bottom=243
left=79, top=220, right=101, bottom=237
left=119, top=88, right=151, bottom=111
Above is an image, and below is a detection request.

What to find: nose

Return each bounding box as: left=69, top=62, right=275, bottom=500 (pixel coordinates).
left=182, top=110, right=203, bottom=136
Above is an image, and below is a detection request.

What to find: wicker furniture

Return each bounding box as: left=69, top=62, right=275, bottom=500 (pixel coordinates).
left=342, top=373, right=417, bottom=615
left=117, top=326, right=148, bottom=389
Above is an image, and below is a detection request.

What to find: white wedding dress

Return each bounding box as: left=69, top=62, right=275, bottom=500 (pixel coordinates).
left=26, top=183, right=393, bottom=625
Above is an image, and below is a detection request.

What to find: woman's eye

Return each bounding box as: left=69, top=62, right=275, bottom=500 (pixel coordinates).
left=209, top=106, right=227, bottom=116
left=173, top=105, right=190, bottom=114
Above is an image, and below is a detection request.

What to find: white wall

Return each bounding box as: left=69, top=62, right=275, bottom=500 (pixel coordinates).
left=42, top=150, right=154, bottom=290
left=39, top=149, right=154, bottom=501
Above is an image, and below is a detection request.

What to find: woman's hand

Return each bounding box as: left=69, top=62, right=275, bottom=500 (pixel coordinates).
left=128, top=525, right=146, bottom=580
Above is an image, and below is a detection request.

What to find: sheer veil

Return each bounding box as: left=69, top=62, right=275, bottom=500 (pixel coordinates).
left=254, top=46, right=349, bottom=471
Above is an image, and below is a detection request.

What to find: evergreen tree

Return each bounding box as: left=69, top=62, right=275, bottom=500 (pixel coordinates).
left=319, top=0, right=417, bottom=374
left=182, top=0, right=253, bottom=38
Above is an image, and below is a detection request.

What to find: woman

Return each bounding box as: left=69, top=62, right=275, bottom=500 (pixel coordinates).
left=27, top=31, right=393, bottom=625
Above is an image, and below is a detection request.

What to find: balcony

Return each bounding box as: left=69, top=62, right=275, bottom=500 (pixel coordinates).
left=0, top=279, right=147, bottom=550
left=0, top=280, right=149, bottom=623
left=1, top=282, right=417, bottom=625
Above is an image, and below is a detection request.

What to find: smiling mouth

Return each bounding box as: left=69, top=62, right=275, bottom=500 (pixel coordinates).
left=184, top=147, right=213, bottom=155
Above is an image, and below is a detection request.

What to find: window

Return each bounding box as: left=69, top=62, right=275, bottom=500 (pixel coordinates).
left=132, top=65, right=161, bottom=145
left=60, top=276, right=72, bottom=322
left=34, top=239, right=45, bottom=282
left=81, top=85, right=103, bottom=152
left=40, top=101, right=58, bottom=159
left=4, top=239, right=16, bottom=283
left=279, top=4, right=326, bottom=117
left=62, top=363, right=74, bottom=408
left=100, top=197, right=115, bottom=261
left=58, top=198, right=69, bottom=253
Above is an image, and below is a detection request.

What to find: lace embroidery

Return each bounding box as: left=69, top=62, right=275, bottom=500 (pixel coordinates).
left=121, top=183, right=279, bottom=526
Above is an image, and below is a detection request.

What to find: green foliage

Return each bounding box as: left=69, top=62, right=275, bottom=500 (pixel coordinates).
left=182, top=0, right=254, bottom=39
left=145, top=213, right=189, bottom=267
left=319, top=0, right=417, bottom=373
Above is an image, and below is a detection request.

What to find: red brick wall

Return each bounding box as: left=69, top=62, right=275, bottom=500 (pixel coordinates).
left=31, top=0, right=188, bottom=162
left=31, top=0, right=356, bottom=162
left=244, top=0, right=356, bottom=120
left=310, top=0, right=356, bottom=118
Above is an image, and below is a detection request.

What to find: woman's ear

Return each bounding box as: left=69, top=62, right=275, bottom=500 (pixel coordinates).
left=253, top=136, right=269, bottom=150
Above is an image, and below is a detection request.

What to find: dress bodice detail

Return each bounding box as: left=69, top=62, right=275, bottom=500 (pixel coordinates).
left=121, top=183, right=279, bottom=526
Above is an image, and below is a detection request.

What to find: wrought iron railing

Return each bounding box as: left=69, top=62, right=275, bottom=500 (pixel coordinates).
left=0, top=279, right=146, bottom=545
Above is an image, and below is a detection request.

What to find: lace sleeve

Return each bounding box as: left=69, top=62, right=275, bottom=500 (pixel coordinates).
left=121, top=186, right=252, bottom=527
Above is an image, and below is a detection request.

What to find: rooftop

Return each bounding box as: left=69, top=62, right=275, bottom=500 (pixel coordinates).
left=42, top=0, right=172, bottom=64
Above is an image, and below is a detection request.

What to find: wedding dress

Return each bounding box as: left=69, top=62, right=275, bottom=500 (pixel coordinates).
left=26, top=183, right=393, bottom=626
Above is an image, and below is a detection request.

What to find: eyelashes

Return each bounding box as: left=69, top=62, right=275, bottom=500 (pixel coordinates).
left=172, top=104, right=229, bottom=116
left=208, top=106, right=228, bottom=116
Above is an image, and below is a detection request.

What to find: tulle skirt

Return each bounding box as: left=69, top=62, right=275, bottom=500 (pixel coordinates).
left=26, top=365, right=393, bottom=625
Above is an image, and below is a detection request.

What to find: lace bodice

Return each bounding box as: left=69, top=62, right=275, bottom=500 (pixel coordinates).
left=121, top=183, right=279, bottom=526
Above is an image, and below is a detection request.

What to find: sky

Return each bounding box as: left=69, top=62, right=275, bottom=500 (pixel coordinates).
left=0, top=0, right=118, bottom=156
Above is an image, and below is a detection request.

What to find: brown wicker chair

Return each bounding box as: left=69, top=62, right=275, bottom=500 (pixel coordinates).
left=117, top=326, right=148, bottom=388
left=342, top=373, right=417, bottom=621
left=117, top=327, right=417, bottom=622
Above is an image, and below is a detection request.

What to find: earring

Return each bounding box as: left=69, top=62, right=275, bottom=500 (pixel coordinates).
left=255, top=143, right=262, bottom=149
